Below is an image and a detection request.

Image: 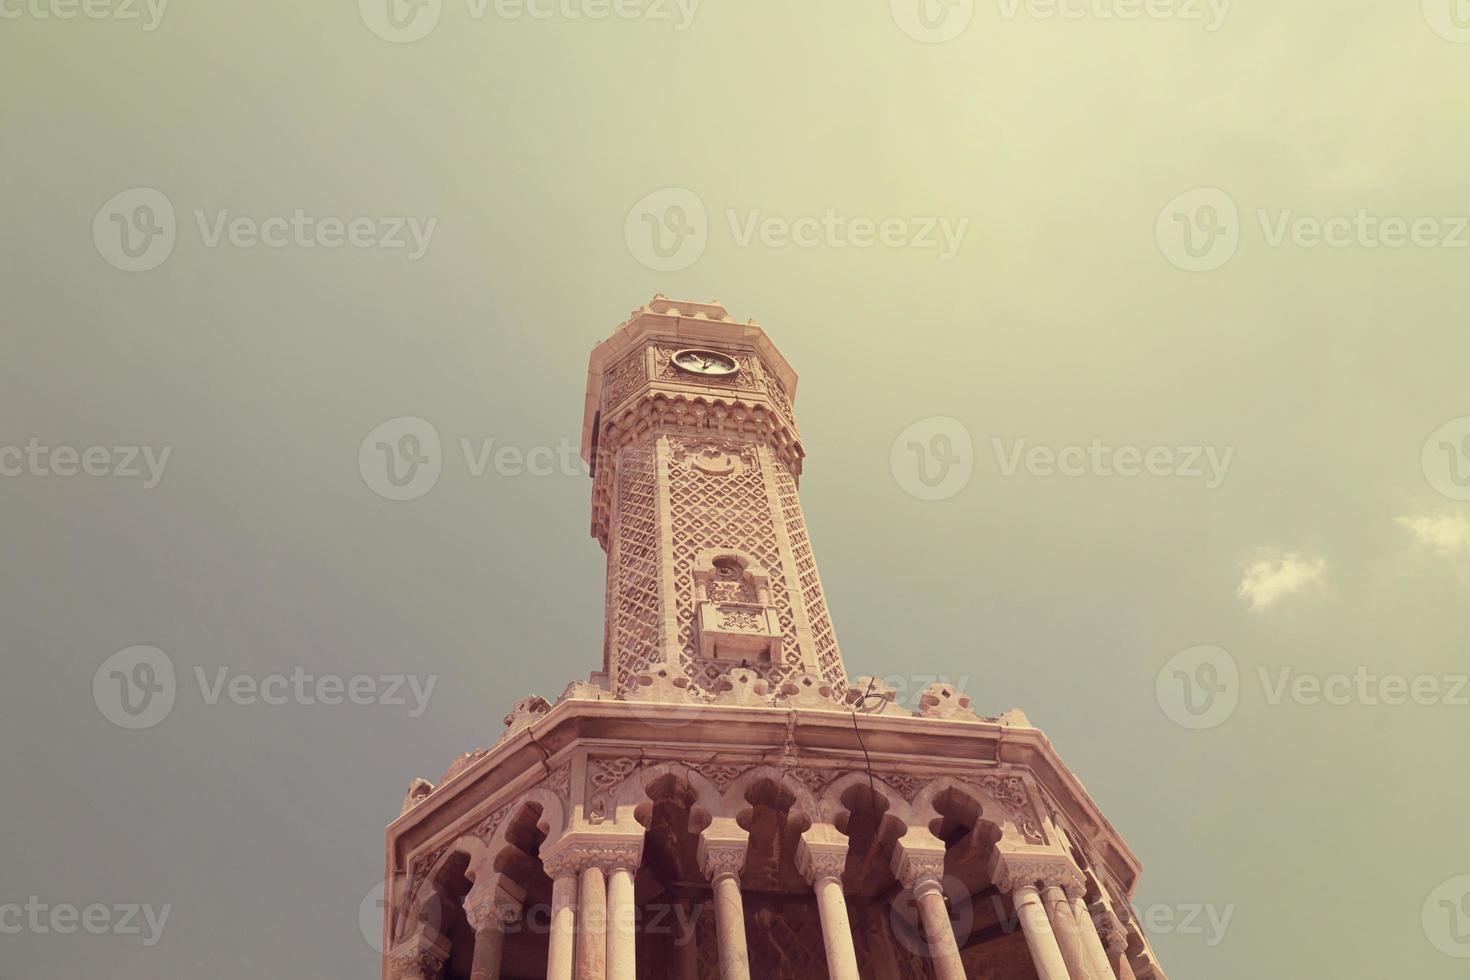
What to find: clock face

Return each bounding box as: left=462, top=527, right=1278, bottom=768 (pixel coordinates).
left=671, top=348, right=740, bottom=378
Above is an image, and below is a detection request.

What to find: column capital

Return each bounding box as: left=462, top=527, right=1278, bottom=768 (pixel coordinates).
left=697, top=834, right=749, bottom=885
left=990, top=851, right=1085, bottom=899
left=464, top=878, right=526, bottom=932
left=891, top=837, right=948, bottom=893
left=540, top=831, right=644, bottom=877
left=1093, top=903, right=1130, bottom=954
left=387, top=936, right=449, bottom=980
left=795, top=835, right=849, bottom=887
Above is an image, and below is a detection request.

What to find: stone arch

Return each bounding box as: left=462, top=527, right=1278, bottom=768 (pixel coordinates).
left=610, top=761, right=723, bottom=831
left=409, top=836, right=491, bottom=915
left=400, top=836, right=489, bottom=961
left=909, top=776, right=1012, bottom=842
left=720, top=764, right=819, bottom=825
left=818, top=770, right=916, bottom=828
left=478, top=787, right=568, bottom=874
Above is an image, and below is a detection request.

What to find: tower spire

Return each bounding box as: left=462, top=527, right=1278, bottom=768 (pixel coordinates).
left=581, top=296, right=846, bottom=701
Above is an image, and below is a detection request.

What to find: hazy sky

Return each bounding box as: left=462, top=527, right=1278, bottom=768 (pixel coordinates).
left=3, top=1, right=1469, bottom=977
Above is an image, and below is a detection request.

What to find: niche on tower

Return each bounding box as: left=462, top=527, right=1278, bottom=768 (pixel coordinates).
left=692, top=549, right=783, bottom=663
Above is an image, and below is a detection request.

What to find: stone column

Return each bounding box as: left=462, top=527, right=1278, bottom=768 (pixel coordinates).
left=1104, top=915, right=1141, bottom=980
left=464, top=883, right=523, bottom=980
left=1073, top=894, right=1118, bottom=980
left=577, top=864, right=608, bottom=980
left=698, top=835, right=751, bottom=980
left=606, top=858, right=638, bottom=980
left=1012, top=883, right=1072, bottom=980
left=892, top=843, right=965, bottom=980
left=796, top=836, right=860, bottom=980
left=673, top=902, right=702, bottom=980
left=540, top=854, right=580, bottom=980
left=1043, top=881, right=1095, bottom=980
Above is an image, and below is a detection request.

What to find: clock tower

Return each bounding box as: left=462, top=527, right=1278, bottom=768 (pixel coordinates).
left=582, top=296, right=846, bottom=702
left=382, top=296, right=1169, bottom=980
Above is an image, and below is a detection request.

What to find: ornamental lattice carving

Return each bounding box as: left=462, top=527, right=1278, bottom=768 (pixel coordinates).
left=771, top=463, right=845, bottom=690
left=667, top=437, right=796, bottom=692
left=604, top=348, right=647, bottom=410
left=608, top=442, right=663, bottom=695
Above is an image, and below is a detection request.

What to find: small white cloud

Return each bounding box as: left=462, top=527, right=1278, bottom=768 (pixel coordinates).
left=1396, top=513, right=1470, bottom=557
left=1236, top=548, right=1326, bottom=611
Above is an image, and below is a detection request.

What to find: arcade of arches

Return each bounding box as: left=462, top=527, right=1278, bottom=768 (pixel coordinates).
left=386, top=760, right=1153, bottom=980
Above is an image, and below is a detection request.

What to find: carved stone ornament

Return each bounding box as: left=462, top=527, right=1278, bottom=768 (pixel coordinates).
left=711, top=666, right=775, bottom=706
left=915, top=681, right=983, bottom=721
left=557, top=678, right=607, bottom=703
left=892, top=848, right=948, bottom=890
left=998, top=707, right=1034, bottom=727
left=464, top=885, right=523, bottom=932
left=974, top=774, right=1046, bottom=844
left=847, top=676, right=905, bottom=715
left=498, top=694, right=551, bottom=743
left=400, top=777, right=434, bottom=816
left=991, top=852, right=1086, bottom=897
left=699, top=841, right=748, bottom=883
left=775, top=671, right=841, bottom=709
left=796, top=839, right=848, bottom=885
left=585, top=756, right=639, bottom=823
left=629, top=664, right=694, bottom=703
left=389, top=945, right=446, bottom=980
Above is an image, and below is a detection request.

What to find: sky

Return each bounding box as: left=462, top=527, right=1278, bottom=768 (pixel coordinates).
left=2, top=0, right=1470, bottom=977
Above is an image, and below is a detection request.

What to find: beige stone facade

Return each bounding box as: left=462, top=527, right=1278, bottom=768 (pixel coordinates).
left=381, top=296, right=1167, bottom=979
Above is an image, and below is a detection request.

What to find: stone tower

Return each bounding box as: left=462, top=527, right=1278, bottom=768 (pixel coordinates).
left=381, top=297, right=1168, bottom=980
left=583, top=296, right=844, bottom=702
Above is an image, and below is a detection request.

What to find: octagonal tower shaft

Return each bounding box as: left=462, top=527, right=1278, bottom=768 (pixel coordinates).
left=581, top=297, right=846, bottom=700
